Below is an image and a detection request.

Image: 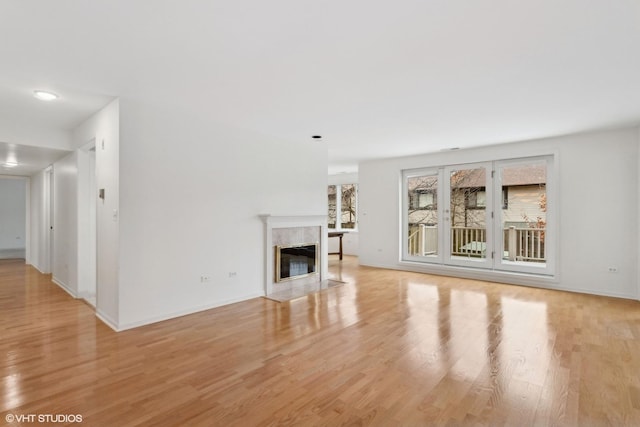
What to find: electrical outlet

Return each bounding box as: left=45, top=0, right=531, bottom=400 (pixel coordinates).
left=200, top=275, right=211, bottom=283
left=228, top=272, right=237, bottom=278
left=608, top=267, right=619, bottom=273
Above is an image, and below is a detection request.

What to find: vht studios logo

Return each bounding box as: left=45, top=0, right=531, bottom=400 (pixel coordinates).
left=6, top=413, right=83, bottom=423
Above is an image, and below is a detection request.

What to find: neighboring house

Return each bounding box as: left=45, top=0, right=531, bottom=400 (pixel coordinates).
left=408, top=164, right=546, bottom=229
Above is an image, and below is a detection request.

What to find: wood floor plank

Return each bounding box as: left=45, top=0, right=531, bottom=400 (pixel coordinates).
left=2, top=257, right=640, bottom=426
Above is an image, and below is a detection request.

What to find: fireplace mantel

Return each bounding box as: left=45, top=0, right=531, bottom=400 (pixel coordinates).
left=259, top=214, right=327, bottom=228
left=260, top=214, right=328, bottom=295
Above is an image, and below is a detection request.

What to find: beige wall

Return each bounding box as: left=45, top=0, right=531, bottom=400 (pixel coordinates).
left=502, top=185, right=546, bottom=226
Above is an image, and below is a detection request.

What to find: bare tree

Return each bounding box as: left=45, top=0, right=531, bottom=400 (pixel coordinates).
left=449, top=168, right=486, bottom=228
left=407, top=175, right=438, bottom=225
left=328, top=185, right=337, bottom=228
left=340, top=184, right=357, bottom=228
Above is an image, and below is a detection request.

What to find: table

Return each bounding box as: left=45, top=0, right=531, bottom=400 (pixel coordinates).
left=328, top=232, right=346, bottom=260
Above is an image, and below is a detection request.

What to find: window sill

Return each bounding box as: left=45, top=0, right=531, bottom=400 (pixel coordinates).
left=398, top=260, right=558, bottom=288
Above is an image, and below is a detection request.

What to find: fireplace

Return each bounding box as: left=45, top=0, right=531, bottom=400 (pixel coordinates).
left=259, top=215, right=328, bottom=296
left=276, top=243, right=318, bottom=282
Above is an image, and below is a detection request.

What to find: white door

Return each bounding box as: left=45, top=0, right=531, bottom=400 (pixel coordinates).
left=403, top=168, right=442, bottom=263
left=444, top=162, right=494, bottom=269
left=493, top=156, right=554, bottom=276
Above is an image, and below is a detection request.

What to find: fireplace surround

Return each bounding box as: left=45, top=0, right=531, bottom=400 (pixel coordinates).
left=259, top=215, right=328, bottom=296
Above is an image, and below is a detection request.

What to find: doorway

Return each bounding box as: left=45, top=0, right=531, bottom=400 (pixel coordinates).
left=403, top=155, right=554, bottom=276
left=0, top=176, right=27, bottom=260
left=77, top=141, right=97, bottom=307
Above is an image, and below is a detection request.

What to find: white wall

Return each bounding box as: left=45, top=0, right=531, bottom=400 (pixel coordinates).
left=359, top=127, right=639, bottom=299
left=40, top=95, right=326, bottom=331
left=117, top=99, right=327, bottom=329
left=28, top=169, right=51, bottom=273
left=327, top=172, right=359, bottom=256
left=72, top=99, right=120, bottom=327
left=328, top=232, right=359, bottom=257
left=51, top=152, right=78, bottom=296
left=0, top=177, right=27, bottom=255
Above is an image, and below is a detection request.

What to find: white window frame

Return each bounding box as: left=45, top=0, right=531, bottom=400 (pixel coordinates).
left=401, top=155, right=556, bottom=278
left=493, top=156, right=556, bottom=276
left=402, top=168, right=443, bottom=263
left=329, top=183, right=358, bottom=232
left=444, top=162, right=494, bottom=270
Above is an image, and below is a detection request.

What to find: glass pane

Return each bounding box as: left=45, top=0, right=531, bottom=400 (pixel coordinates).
left=450, top=168, right=487, bottom=259
left=328, top=185, right=337, bottom=229
left=500, top=163, right=547, bottom=265
left=340, top=184, right=357, bottom=229
left=407, top=175, right=438, bottom=257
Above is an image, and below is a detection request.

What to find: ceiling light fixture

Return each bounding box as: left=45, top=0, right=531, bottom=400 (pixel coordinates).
left=3, top=162, right=18, bottom=168
left=33, top=90, right=59, bottom=101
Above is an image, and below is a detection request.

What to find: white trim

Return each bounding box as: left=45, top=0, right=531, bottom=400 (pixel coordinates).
left=637, top=125, right=640, bottom=301
left=493, top=155, right=556, bottom=276
left=77, top=290, right=93, bottom=300
left=115, top=292, right=264, bottom=332
left=95, top=309, right=119, bottom=332
left=400, top=154, right=557, bottom=278
left=28, top=263, right=48, bottom=275
left=25, top=176, right=31, bottom=264
left=386, top=260, right=634, bottom=300
left=259, top=214, right=328, bottom=295
left=401, top=167, right=443, bottom=264
left=444, top=162, right=494, bottom=269
left=52, top=276, right=78, bottom=298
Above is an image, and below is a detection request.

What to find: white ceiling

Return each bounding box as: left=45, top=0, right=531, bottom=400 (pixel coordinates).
left=1, top=0, right=639, bottom=175
left=0, top=142, right=70, bottom=177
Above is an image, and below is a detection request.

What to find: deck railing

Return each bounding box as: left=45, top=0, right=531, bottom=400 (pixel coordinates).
left=408, top=225, right=545, bottom=262
left=451, top=227, right=486, bottom=257
left=408, top=224, right=438, bottom=256
left=504, top=226, right=545, bottom=262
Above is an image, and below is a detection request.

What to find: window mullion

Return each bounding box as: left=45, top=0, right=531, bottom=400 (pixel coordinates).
left=336, top=184, right=342, bottom=231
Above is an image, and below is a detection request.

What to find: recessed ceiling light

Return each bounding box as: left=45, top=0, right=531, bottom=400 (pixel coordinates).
left=3, top=162, right=18, bottom=168
left=33, top=90, right=59, bottom=101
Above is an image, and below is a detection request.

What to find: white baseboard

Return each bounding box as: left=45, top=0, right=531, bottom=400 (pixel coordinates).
left=116, top=292, right=264, bottom=331
left=29, top=263, right=49, bottom=275
left=76, top=290, right=96, bottom=300
left=361, top=261, right=637, bottom=301
left=51, top=276, right=78, bottom=298
left=0, top=248, right=26, bottom=259
left=96, top=309, right=119, bottom=332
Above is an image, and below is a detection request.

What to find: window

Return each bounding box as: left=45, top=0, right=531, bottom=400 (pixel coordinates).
left=328, top=185, right=337, bottom=229
left=406, top=172, right=440, bottom=258
left=465, top=188, right=486, bottom=209
left=328, top=184, right=358, bottom=230
left=465, top=188, right=508, bottom=209
left=501, top=187, right=508, bottom=210
left=402, top=156, right=555, bottom=277
left=410, top=189, right=437, bottom=210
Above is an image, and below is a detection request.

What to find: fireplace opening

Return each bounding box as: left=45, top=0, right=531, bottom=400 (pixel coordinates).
left=275, top=242, right=318, bottom=282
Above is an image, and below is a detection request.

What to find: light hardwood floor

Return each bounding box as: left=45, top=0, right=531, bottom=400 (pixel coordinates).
left=2, top=257, right=640, bottom=426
